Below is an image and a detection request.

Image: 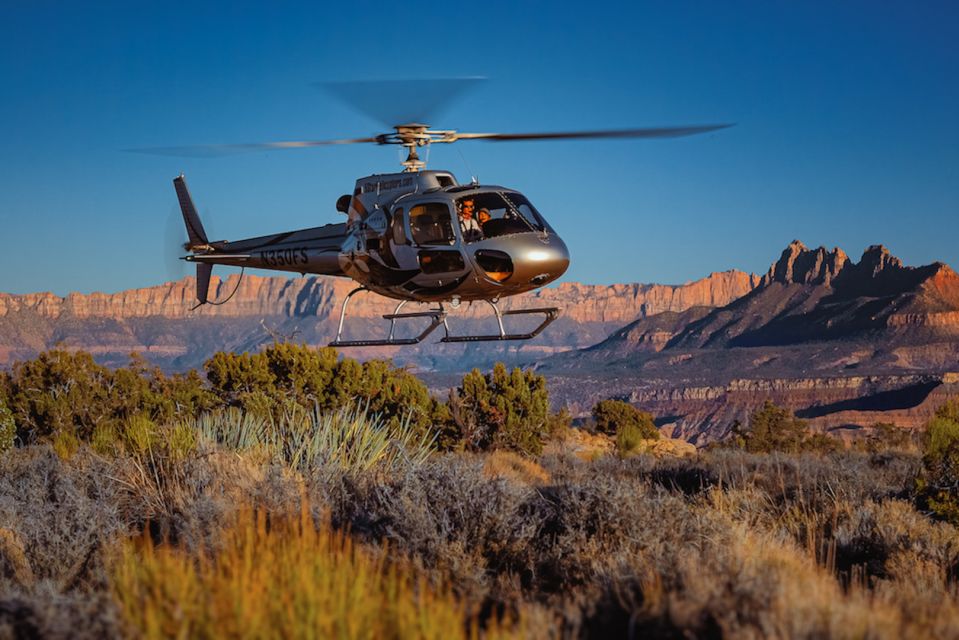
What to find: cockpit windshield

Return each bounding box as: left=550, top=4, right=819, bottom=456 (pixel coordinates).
left=454, top=192, right=546, bottom=243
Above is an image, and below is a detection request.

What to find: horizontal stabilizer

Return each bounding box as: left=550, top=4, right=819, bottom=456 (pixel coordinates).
left=187, top=253, right=251, bottom=261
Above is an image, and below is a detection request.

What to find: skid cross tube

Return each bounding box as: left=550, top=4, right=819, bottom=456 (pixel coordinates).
left=329, top=287, right=448, bottom=347
left=328, top=288, right=560, bottom=347
left=440, top=303, right=560, bottom=343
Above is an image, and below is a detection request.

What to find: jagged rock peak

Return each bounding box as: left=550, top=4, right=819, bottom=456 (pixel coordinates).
left=762, top=240, right=849, bottom=287
left=859, top=244, right=904, bottom=276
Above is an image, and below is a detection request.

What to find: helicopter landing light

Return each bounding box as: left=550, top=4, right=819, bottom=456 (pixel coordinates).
left=526, top=250, right=553, bottom=262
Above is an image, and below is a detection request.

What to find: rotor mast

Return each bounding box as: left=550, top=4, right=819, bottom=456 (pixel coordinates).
left=384, top=124, right=458, bottom=172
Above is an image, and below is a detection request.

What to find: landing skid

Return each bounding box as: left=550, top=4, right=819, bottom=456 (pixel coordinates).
left=328, top=287, right=560, bottom=347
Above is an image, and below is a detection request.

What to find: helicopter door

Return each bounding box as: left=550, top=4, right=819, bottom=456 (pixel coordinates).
left=405, top=202, right=467, bottom=276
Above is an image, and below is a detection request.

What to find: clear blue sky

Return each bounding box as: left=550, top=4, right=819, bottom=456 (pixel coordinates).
left=1, top=1, right=956, bottom=295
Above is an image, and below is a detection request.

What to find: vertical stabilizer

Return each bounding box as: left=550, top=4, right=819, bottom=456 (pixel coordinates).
left=173, top=175, right=209, bottom=248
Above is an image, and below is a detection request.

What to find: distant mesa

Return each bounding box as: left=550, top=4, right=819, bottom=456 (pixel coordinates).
left=0, top=269, right=757, bottom=372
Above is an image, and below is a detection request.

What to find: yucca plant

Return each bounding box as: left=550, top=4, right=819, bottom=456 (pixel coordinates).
left=271, top=404, right=437, bottom=477
left=189, top=403, right=437, bottom=476
left=193, top=407, right=268, bottom=451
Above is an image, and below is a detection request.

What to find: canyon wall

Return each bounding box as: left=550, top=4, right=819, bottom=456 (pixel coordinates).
left=0, top=270, right=758, bottom=372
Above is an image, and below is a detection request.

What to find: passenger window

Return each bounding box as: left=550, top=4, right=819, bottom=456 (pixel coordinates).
left=409, top=203, right=455, bottom=246
left=391, top=208, right=406, bottom=245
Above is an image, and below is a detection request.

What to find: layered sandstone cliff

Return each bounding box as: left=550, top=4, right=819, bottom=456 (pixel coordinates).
left=0, top=270, right=757, bottom=371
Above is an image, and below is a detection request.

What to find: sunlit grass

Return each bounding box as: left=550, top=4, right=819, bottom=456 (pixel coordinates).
left=193, top=404, right=436, bottom=476
left=111, top=504, right=527, bottom=639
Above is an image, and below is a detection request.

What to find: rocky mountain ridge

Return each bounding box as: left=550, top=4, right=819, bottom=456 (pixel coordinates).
left=0, top=270, right=757, bottom=371
left=540, top=241, right=959, bottom=441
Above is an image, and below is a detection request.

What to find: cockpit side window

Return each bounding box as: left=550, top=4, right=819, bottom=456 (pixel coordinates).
left=409, top=203, right=455, bottom=246
left=501, top=192, right=546, bottom=231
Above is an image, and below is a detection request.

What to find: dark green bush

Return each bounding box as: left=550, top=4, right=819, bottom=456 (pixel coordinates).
left=5, top=350, right=215, bottom=445
left=592, top=399, right=659, bottom=440
left=730, top=401, right=842, bottom=454
left=4, top=345, right=444, bottom=449
left=448, top=363, right=550, bottom=455
left=0, top=399, right=15, bottom=453
left=204, top=343, right=447, bottom=439
left=916, top=400, right=959, bottom=525
left=857, top=422, right=918, bottom=453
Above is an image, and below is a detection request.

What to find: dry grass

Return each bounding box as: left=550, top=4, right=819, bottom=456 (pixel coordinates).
left=2, top=441, right=958, bottom=638
left=482, top=451, right=550, bottom=486
left=111, top=503, right=528, bottom=640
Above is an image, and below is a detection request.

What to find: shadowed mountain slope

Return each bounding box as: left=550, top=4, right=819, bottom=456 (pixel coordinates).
left=546, top=241, right=959, bottom=374
left=539, top=242, right=959, bottom=441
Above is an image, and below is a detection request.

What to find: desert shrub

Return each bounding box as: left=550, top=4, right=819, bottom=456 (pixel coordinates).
left=4, top=351, right=215, bottom=446
left=592, top=399, right=659, bottom=440
left=447, top=364, right=551, bottom=455
left=51, top=429, right=80, bottom=460
left=804, top=431, right=845, bottom=454
left=704, top=449, right=919, bottom=509
left=204, top=344, right=448, bottom=439
left=0, top=400, right=14, bottom=453
left=6, top=351, right=114, bottom=443
left=733, top=401, right=807, bottom=453
left=615, top=422, right=645, bottom=455
left=858, top=422, right=919, bottom=453
left=544, top=407, right=572, bottom=444
left=110, top=505, right=526, bottom=639
left=730, top=400, right=843, bottom=454
left=0, top=447, right=127, bottom=590
left=121, top=414, right=159, bottom=455
left=916, top=403, right=959, bottom=525
left=90, top=422, right=119, bottom=456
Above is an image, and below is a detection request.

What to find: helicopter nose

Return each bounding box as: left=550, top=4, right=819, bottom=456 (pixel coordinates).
left=517, top=234, right=570, bottom=285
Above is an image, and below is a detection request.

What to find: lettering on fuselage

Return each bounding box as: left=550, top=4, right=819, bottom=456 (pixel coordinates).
left=361, top=176, right=414, bottom=193
left=258, top=248, right=309, bottom=267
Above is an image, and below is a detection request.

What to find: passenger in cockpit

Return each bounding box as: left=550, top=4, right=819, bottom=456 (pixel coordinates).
left=477, top=207, right=491, bottom=228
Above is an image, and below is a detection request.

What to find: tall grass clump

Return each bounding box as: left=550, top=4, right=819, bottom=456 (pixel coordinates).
left=194, top=404, right=437, bottom=476
left=111, top=505, right=526, bottom=639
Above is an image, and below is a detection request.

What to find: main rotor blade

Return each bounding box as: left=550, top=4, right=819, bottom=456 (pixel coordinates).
left=318, top=77, right=485, bottom=128
left=453, top=124, right=733, bottom=142
left=128, top=137, right=380, bottom=157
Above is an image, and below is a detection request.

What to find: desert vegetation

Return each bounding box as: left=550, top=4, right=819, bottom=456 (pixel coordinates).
left=1, top=347, right=959, bottom=638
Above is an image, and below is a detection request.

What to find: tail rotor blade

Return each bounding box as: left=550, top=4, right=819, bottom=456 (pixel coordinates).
left=163, top=205, right=189, bottom=282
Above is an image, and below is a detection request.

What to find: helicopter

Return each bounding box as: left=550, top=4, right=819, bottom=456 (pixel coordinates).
left=148, top=81, right=730, bottom=347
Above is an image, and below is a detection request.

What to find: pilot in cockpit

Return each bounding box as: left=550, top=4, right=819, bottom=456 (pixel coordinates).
left=458, top=198, right=483, bottom=242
